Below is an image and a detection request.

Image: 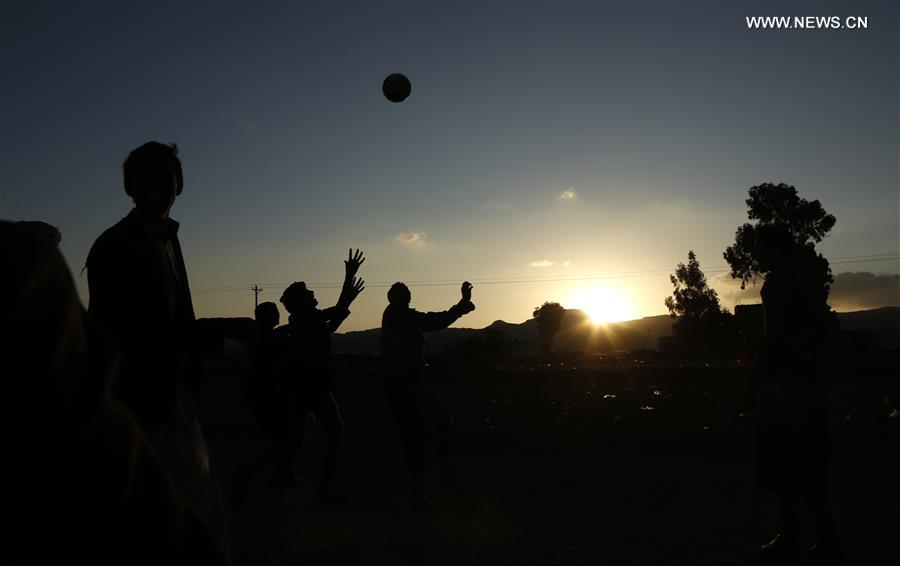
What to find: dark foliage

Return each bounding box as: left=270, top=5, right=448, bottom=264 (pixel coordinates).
left=724, top=183, right=836, bottom=288
left=665, top=251, right=734, bottom=355
left=532, top=302, right=565, bottom=359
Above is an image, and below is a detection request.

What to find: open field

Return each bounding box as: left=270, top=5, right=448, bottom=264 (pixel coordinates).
left=199, top=354, right=899, bottom=565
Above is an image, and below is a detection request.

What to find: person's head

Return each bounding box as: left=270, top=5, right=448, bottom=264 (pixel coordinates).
left=255, top=301, right=280, bottom=330
left=280, top=282, right=317, bottom=314
left=754, top=223, right=794, bottom=273
left=1, top=221, right=93, bottom=412
left=16, top=221, right=61, bottom=246
left=123, top=142, right=183, bottom=219
left=387, top=282, right=411, bottom=306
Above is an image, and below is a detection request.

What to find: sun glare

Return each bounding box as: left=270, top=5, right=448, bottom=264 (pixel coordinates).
left=568, top=286, right=636, bottom=324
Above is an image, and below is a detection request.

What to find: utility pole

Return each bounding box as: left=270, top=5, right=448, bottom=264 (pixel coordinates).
left=252, top=284, right=262, bottom=310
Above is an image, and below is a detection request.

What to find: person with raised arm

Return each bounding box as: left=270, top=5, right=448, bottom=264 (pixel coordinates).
left=381, top=281, right=476, bottom=510
left=277, top=249, right=365, bottom=502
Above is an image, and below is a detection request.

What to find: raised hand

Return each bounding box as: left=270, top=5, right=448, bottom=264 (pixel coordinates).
left=344, top=248, right=366, bottom=278
left=347, top=277, right=365, bottom=303
left=461, top=281, right=473, bottom=303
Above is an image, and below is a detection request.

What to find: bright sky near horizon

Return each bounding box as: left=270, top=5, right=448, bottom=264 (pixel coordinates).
left=2, top=1, right=898, bottom=331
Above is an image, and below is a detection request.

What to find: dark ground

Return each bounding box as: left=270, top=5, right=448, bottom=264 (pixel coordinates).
left=198, top=353, right=899, bottom=566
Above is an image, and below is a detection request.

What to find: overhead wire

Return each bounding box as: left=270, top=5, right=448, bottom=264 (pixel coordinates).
left=189, top=252, right=899, bottom=296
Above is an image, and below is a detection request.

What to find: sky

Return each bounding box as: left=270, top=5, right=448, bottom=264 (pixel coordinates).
left=2, top=1, right=898, bottom=331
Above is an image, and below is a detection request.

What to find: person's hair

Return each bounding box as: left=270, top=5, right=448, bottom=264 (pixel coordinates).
left=387, top=282, right=411, bottom=305
left=280, top=282, right=308, bottom=305
left=255, top=301, right=279, bottom=320
left=123, top=141, right=183, bottom=197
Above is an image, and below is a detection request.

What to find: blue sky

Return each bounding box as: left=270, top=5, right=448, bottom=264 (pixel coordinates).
left=2, top=1, right=897, bottom=330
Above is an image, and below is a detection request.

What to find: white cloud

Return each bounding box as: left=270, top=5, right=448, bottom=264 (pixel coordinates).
left=395, top=231, right=428, bottom=248
left=530, top=259, right=556, bottom=268
left=710, top=272, right=762, bottom=308
left=557, top=188, right=577, bottom=201
left=562, top=260, right=572, bottom=268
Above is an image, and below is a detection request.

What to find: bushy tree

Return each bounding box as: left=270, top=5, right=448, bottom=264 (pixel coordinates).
left=723, top=183, right=838, bottom=349
left=664, top=251, right=732, bottom=352
left=533, top=301, right=565, bottom=360
left=724, top=183, right=835, bottom=288
left=665, top=251, right=723, bottom=319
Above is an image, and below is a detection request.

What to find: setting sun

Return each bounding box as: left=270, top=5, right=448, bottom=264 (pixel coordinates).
left=567, top=286, right=636, bottom=324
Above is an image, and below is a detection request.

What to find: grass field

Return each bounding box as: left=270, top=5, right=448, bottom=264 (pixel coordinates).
left=198, top=354, right=899, bottom=565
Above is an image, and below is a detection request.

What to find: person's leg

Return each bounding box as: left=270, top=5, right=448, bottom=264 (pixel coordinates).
left=758, top=411, right=799, bottom=558
left=807, top=484, right=841, bottom=557
left=386, top=376, right=429, bottom=505
left=421, top=382, right=461, bottom=486
left=758, top=485, right=799, bottom=559
left=311, top=391, right=345, bottom=497
left=803, top=411, right=844, bottom=563
left=231, top=442, right=284, bottom=507
left=777, top=486, right=800, bottom=544
left=270, top=390, right=309, bottom=487
left=232, top=400, right=296, bottom=503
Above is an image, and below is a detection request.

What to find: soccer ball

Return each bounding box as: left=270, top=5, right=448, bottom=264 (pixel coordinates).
left=383, top=73, right=411, bottom=103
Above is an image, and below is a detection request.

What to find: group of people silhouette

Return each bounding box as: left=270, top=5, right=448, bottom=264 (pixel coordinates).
left=2, top=140, right=843, bottom=564
left=232, top=263, right=477, bottom=513
left=83, top=142, right=481, bottom=561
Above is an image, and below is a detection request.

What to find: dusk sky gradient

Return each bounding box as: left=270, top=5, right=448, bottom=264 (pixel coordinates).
left=2, top=1, right=897, bottom=331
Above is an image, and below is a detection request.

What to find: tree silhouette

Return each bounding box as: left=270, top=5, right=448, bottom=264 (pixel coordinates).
left=724, top=183, right=835, bottom=288
left=533, top=302, right=565, bottom=360
left=665, top=251, right=732, bottom=352
left=665, top=250, right=724, bottom=319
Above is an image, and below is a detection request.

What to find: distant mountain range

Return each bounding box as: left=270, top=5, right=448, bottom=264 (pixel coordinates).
left=333, top=306, right=899, bottom=355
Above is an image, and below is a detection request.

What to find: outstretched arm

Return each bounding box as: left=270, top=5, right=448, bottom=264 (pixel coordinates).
left=336, top=277, right=365, bottom=312
left=336, top=248, right=365, bottom=310
left=416, top=281, right=476, bottom=332
left=322, top=249, right=365, bottom=332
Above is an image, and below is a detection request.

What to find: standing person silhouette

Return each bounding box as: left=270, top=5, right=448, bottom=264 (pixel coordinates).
left=278, top=249, right=365, bottom=502
left=229, top=301, right=293, bottom=508
left=86, top=142, right=230, bottom=560
left=381, top=281, right=476, bottom=510
left=244, top=301, right=283, bottom=429
left=745, top=223, right=843, bottom=564
left=3, top=220, right=228, bottom=564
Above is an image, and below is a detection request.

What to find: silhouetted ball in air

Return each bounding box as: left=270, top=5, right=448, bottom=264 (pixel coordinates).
left=383, top=73, right=411, bottom=103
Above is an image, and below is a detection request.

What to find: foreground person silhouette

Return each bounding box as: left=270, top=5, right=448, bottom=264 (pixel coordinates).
left=745, top=223, right=843, bottom=565
left=381, top=281, right=476, bottom=510
left=277, top=249, right=366, bottom=502
left=2, top=221, right=226, bottom=564
left=86, top=142, right=229, bottom=559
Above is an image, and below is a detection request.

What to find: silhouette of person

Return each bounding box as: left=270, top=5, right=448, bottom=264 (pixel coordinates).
left=1, top=220, right=227, bottom=564
left=256, top=300, right=281, bottom=330
left=745, top=223, right=843, bottom=564
left=381, top=281, right=476, bottom=509
left=277, top=249, right=366, bottom=502
left=229, top=301, right=295, bottom=507
left=244, top=301, right=282, bottom=419
left=15, top=220, right=61, bottom=245
left=85, top=142, right=230, bottom=559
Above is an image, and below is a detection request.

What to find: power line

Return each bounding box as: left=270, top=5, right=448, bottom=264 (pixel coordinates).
left=188, top=252, right=899, bottom=296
